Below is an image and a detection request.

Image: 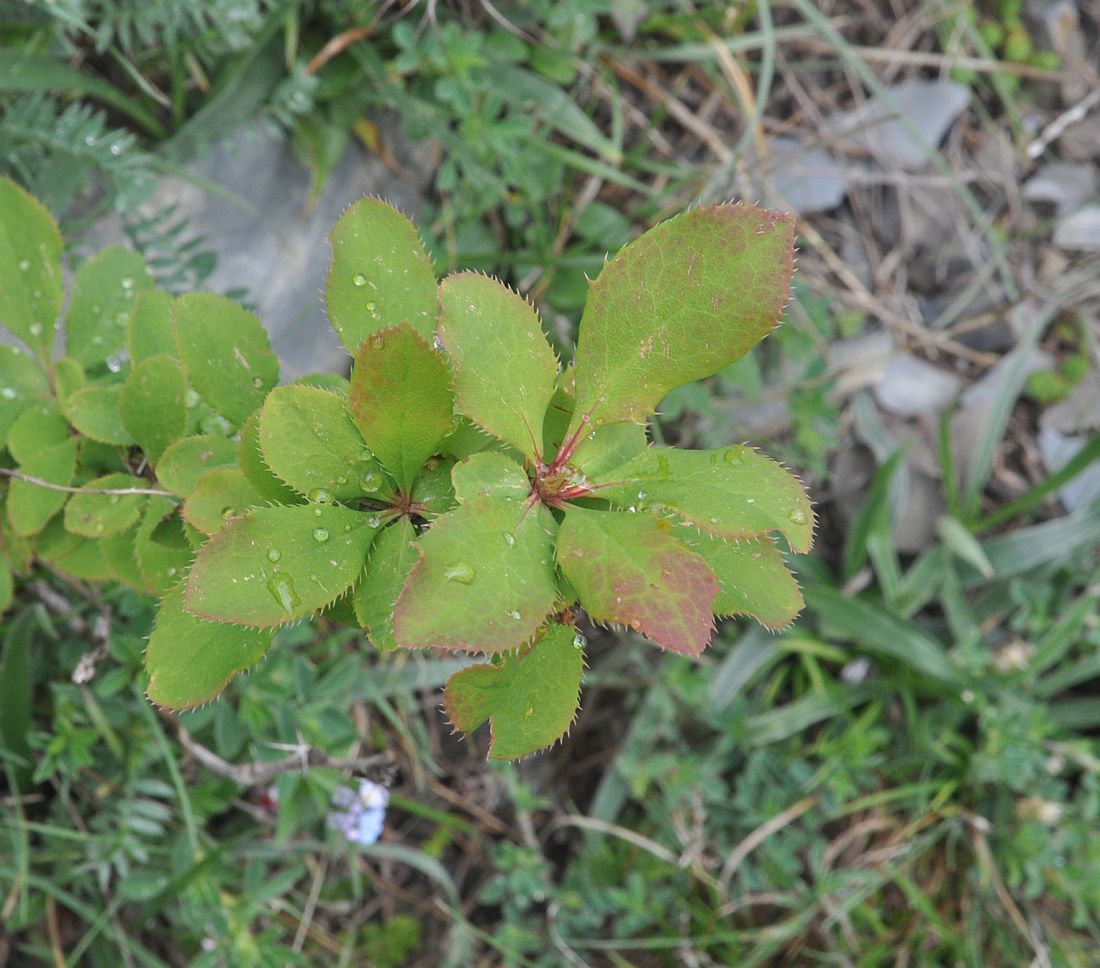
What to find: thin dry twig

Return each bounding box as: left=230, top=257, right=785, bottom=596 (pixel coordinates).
left=718, top=796, right=818, bottom=899
left=0, top=468, right=173, bottom=497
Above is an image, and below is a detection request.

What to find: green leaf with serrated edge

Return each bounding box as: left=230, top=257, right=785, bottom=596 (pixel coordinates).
left=54, top=357, right=85, bottom=414
left=0, top=178, right=63, bottom=361
left=134, top=499, right=192, bottom=595
left=0, top=345, right=48, bottom=447
left=51, top=538, right=112, bottom=582
left=238, top=410, right=298, bottom=504
left=439, top=415, right=498, bottom=461
left=120, top=354, right=186, bottom=462
left=182, top=468, right=264, bottom=535
left=438, top=273, right=558, bottom=459
left=348, top=323, right=453, bottom=493
left=292, top=372, right=350, bottom=394
left=155, top=435, right=238, bottom=498
left=65, top=246, right=153, bottom=366
left=393, top=493, right=558, bottom=653
left=557, top=506, right=718, bottom=655
left=36, top=515, right=81, bottom=560
left=63, top=473, right=146, bottom=538
left=128, top=289, right=175, bottom=363
left=591, top=445, right=814, bottom=553
left=326, top=197, right=438, bottom=348
left=542, top=382, right=574, bottom=461
left=353, top=516, right=418, bottom=652
left=672, top=528, right=804, bottom=629
left=567, top=205, right=794, bottom=438
left=174, top=293, right=279, bottom=426
left=101, top=530, right=145, bottom=591
left=147, top=582, right=274, bottom=710
left=570, top=422, right=647, bottom=478
left=186, top=504, right=380, bottom=626
left=8, top=439, right=77, bottom=536
left=8, top=401, right=68, bottom=463
left=260, top=384, right=381, bottom=501
left=409, top=457, right=456, bottom=517
left=451, top=451, right=529, bottom=504
left=0, top=557, right=11, bottom=614
left=444, top=623, right=584, bottom=760
left=65, top=385, right=134, bottom=446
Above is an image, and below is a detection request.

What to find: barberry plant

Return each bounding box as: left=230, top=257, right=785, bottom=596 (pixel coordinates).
left=0, top=179, right=810, bottom=759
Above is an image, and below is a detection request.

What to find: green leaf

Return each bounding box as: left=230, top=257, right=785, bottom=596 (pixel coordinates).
left=0, top=611, right=34, bottom=793
left=437, top=273, right=558, bottom=459
left=353, top=517, right=418, bottom=652
left=63, top=473, right=147, bottom=538
left=8, top=439, right=78, bottom=536
left=182, top=469, right=265, bottom=535
left=557, top=507, right=718, bottom=655
left=238, top=410, right=298, bottom=504
left=593, top=445, right=814, bottom=553
left=147, top=583, right=274, bottom=709
left=54, top=356, right=86, bottom=413
left=51, top=537, right=112, bottom=582
left=64, top=385, right=134, bottom=445
left=8, top=401, right=69, bottom=462
left=120, top=354, right=187, bottom=462
left=0, top=345, right=49, bottom=447
left=65, top=247, right=153, bottom=366
left=186, top=504, right=380, bottom=626
left=134, top=499, right=193, bottom=595
left=444, top=623, right=584, bottom=760
left=101, top=530, right=145, bottom=591
left=568, top=204, right=794, bottom=433
left=571, top=421, right=647, bottom=477
left=394, top=493, right=558, bottom=652
left=128, top=289, right=175, bottom=363
left=409, top=458, right=456, bottom=516
left=348, top=324, right=454, bottom=493
left=672, top=528, right=804, bottom=629
left=326, top=197, right=439, bottom=349
left=260, top=384, right=382, bottom=501
left=0, top=555, right=11, bottom=615
left=155, top=434, right=239, bottom=497
left=451, top=452, right=529, bottom=504
left=0, top=178, right=63, bottom=361
left=174, top=293, right=279, bottom=426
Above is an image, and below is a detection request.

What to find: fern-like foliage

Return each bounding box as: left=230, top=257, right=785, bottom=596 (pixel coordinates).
left=122, top=203, right=219, bottom=295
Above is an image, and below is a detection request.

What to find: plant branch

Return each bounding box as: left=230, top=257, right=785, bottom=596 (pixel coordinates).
left=0, top=467, right=173, bottom=497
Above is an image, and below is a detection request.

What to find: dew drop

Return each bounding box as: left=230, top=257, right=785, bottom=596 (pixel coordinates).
left=267, top=549, right=282, bottom=562
left=18, top=259, right=30, bottom=271
left=508, top=609, right=522, bottom=621
left=313, top=527, right=330, bottom=542
left=336, top=475, right=348, bottom=485
left=573, top=633, right=586, bottom=650
left=108, top=494, right=120, bottom=504
left=789, top=509, right=808, bottom=525
left=353, top=273, right=367, bottom=287
left=444, top=562, right=476, bottom=585
left=367, top=515, right=381, bottom=528
left=709, top=517, right=719, bottom=525
left=120, top=276, right=134, bottom=291
left=360, top=472, right=380, bottom=492
left=166, top=567, right=177, bottom=577
left=267, top=573, right=299, bottom=615
left=28, top=323, right=43, bottom=337
left=313, top=507, right=323, bottom=517
left=523, top=704, right=535, bottom=720
left=0, top=387, right=16, bottom=400
left=251, top=376, right=263, bottom=389
left=368, top=333, right=385, bottom=349
left=432, top=334, right=444, bottom=351
left=221, top=506, right=235, bottom=520
left=503, top=531, right=516, bottom=547
left=307, top=488, right=333, bottom=504
left=184, top=389, right=200, bottom=409
left=637, top=491, right=647, bottom=501
left=627, top=505, right=637, bottom=513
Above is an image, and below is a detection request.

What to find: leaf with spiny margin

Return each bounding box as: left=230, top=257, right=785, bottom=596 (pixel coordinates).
left=183, top=469, right=265, bottom=535
left=348, top=324, right=454, bottom=493
left=65, top=246, right=153, bottom=366
left=353, top=517, right=418, bottom=652
left=238, top=410, right=298, bottom=504
left=326, top=197, right=439, bottom=349
left=54, top=357, right=85, bottom=414
left=557, top=507, right=718, bottom=655
left=0, top=345, right=48, bottom=448
left=120, top=355, right=186, bottom=462
left=439, top=415, right=499, bottom=461
left=451, top=452, right=529, bottom=504
left=409, top=458, right=456, bottom=516
left=393, top=493, right=558, bottom=653
left=155, top=435, right=239, bottom=497
left=63, top=473, right=146, bottom=538
left=568, top=204, right=795, bottom=435
left=8, top=401, right=68, bottom=462
left=186, top=504, right=380, bottom=627
left=570, top=421, right=648, bottom=478
left=592, top=445, right=813, bottom=553
left=147, top=583, right=274, bottom=709
left=0, top=178, right=63, bottom=361
left=134, top=499, right=193, bottom=595
left=260, top=384, right=382, bottom=501
left=174, top=293, right=279, bottom=426
left=65, top=386, right=133, bottom=445
left=128, top=289, right=175, bottom=363
left=101, top=530, right=145, bottom=591
left=444, top=623, right=584, bottom=760
left=8, top=439, right=78, bottom=536
left=672, top=528, right=804, bottom=629
left=292, top=372, right=349, bottom=395
left=438, top=273, right=558, bottom=459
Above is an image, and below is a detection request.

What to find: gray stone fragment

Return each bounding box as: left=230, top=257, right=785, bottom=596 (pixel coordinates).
left=1053, top=206, right=1100, bottom=251
left=872, top=354, right=962, bottom=418
left=1022, top=162, right=1098, bottom=215
left=756, top=136, right=850, bottom=214
left=1038, top=427, right=1100, bottom=511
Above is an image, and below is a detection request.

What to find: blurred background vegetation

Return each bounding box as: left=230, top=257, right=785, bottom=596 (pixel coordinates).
left=2, top=0, right=1100, bottom=965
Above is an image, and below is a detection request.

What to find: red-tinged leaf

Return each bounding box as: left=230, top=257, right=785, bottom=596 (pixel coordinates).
left=444, top=623, right=584, bottom=760
left=556, top=506, right=718, bottom=655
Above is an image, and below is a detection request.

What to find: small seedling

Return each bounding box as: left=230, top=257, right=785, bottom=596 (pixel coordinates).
left=0, top=180, right=810, bottom=759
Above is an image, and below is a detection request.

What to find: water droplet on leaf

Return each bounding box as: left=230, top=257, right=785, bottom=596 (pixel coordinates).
left=573, top=633, right=586, bottom=650
left=251, top=376, right=263, bottom=389
left=444, top=562, right=476, bottom=585
left=18, top=259, right=30, bottom=271
left=523, top=704, right=535, bottom=720
left=508, top=610, right=521, bottom=621
left=307, top=488, right=333, bottom=504
left=367, top=515, right=381, bottom=528
left=353, top=273, right=367, bottom=287
left=267, top=573, right=299, bottom=615
left=267, top=549, right=282, bottom=562
left=789, top=509, right=808, bottom=525
left=503, top=532, right=516, bottom=547
left=313, top=528, right=330, bottom=542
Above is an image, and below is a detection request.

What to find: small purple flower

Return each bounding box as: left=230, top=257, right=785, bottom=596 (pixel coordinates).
left=327, top=779, right=389, bottom=846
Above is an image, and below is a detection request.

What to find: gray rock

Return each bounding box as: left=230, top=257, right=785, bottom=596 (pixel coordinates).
left=756, top=136, right=850, bottom=214
left=1022, top=162, right=1098, bottom=215
left=1054, top=205, right=1100, bottom=251
left=1038, top=427, right=1100, bottom=511
left=872, top=354, right=962, bottom=418
left=826, top=79, right=970, bottom=169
